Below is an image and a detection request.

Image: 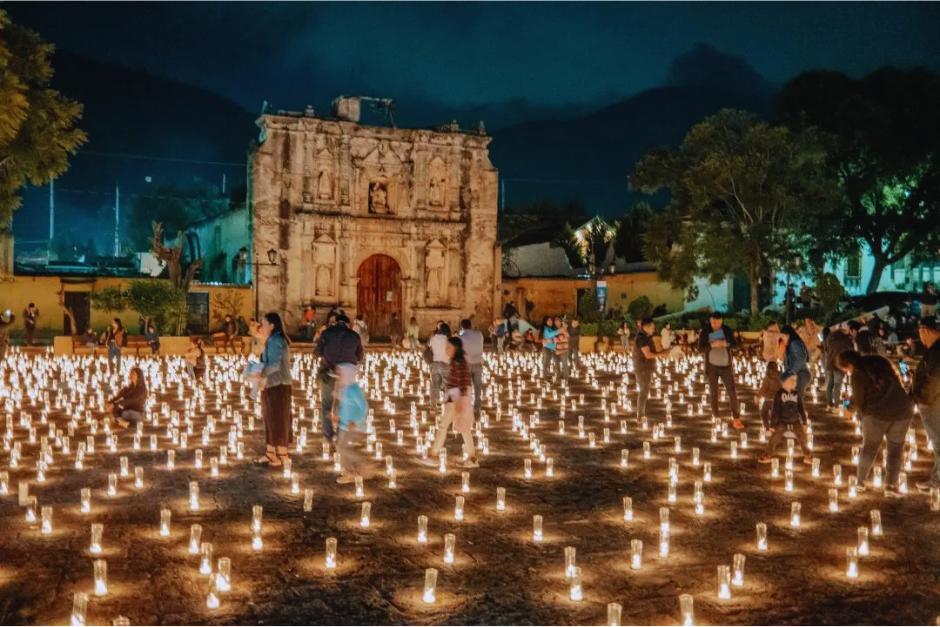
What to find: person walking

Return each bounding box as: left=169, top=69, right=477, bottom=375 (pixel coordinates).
left=0, top=310, right=15, bottom=359
left=353, top=313, right=370, bottom=346
left=428, top=323, right=451, bottom=404
left=389, top=312, right=403, bottom=349
left=252, top=312, right=293, bottom=468
left=406, top=316, right=420, bottom=350
left=332, top=363, right=369, bottom=484
left=427, top=336, right=479, bottom=468
left=553, top=317, right=570, bottom=383
left=837, top=349, right=915, bottom=496
left=301, top=305, right=317, bottom=341
left=698, top=312, right=743, bottom=429
left=758, top=371, right=812, bottom=464
left=540, top=316, right=558, bottom=379
left=660, top=322, right=674, bottom=350
left=781, top=325, right=812, bottom=404
left=757, top=361, right=783, bottom=429
left=22, top=303, right=39, bottom=346
left=822, top=324, right=854, bottom=409
left=186, top=337, right=208, bottom=379
left=912, top=316, right=940, bottom=493
left=617, top=320, right=631, bottom=353
left=105, top=318, right=126, bottom=370
left=212, top=315, right=238, bottom=353
left=458, top=319, right=485, bottom=414
left=315, top=313, right=363, bottom=446
left=635, top=317, right=669, bottom=420
left=568, top=318, right=582, bottom=368
left=107, top=366, right=148, bottom=428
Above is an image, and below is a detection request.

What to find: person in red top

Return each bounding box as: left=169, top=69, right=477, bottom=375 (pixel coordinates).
left=426, top=337, right=479, bottom=468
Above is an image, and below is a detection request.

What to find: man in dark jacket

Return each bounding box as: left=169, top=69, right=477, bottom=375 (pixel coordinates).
left=823, top=325, right=855, bottom=408
left=912, top=316, right=940, bottom=492
left=838, top=350, right=914, bottom=496
left=315, top=314, right=364, bottom=443
left=698, top=312, right=742, bottom=429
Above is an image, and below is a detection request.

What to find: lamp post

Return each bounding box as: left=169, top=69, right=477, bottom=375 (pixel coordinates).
left=253, top=248, right=279, bottom=319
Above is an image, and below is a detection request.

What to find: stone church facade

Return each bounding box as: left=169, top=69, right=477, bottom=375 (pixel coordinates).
left=249, top=100, right=501, bottom=337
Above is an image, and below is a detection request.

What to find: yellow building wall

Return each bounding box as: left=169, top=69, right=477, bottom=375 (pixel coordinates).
left=502, top=272, right=684, bottom=322
left=0, top=275, right=252, bottom=335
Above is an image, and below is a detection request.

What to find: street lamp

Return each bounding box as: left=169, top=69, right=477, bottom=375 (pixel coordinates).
left=254, top=248, right=280, bottom=318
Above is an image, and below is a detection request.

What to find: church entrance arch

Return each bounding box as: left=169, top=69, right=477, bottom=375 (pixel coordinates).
left=357, top=254, right=402, bottom=339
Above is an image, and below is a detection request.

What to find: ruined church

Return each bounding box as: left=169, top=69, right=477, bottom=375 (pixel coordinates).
left=249, top=97, right=501, bottom=337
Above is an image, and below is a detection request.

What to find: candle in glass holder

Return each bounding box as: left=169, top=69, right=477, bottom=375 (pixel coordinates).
left=304, top=488, right=314, bottom=512
left=160, top=508, right=171, bottom=537
left=630, top=539, right=643, bottom=570
left=790, top=502, right=801, bottom=528
left=423, top=567, right=438, bottom=604
left=564, top=546, right=577, bottom=578
left=216, top=557, right=231, bottom=592
left=93, top=559, right=108, bottom=596
left=703, top=462, right=712, bottom=482
left=325, top=537, right=337, bottom=569
left=870, top=509, right=882, bottom=536
left=846, top=547, right=859, bottom=578
left=717, top=564, right=731, bottom=599
left=199, top=542, right=214, bottom=575
left=89, top=523, right=103, bottom=553
left=189, top=481, right=200, bottom=511
left=354, top=475, right=364, bottom=498
left=667, top=482, right=677, bottom=503
left=71, top=591, right=88, bottom=626
left=679, top=593, right=694, bottom=626
left=693, top=480, right=704, bottom=515
left=167, top=450, right=175, bottom=470
left=691, top=447, right=700, bottom=467
left=25, top=496, right=36, bottom=523
left=496, top=487, right=506, bottom=512
left=81, top=488, right=91, bottom=514
left=623, top=496, right=634, bottom=522
left=771, top=458, right=780, bottom=478
left=872, top=466, right=883, bottom=488
left=206, top=581, right=220, bottom=609
left=524, top=458, right=532, bottom=479
left=417, top=515, right=428, bottom=543
left=643, top=442, right=651, bottom=459
left=533, top=515, right=543, bottom=542
left=107, top=473, right=117, bottom=497
left=252, top=527, right=263, bottom=551
left=40, top=506, right=53, bottom=535
left=659, top=507, right=670, bottom=534
left=189, top=524, right=202, bottom=554
left=569, top=566, right=583, bottom=601
left=659, top=528, right=670, bottom=558
left=546, top=457, right=554, bottom=478
left=756, top=522, right=768, bottom=551
left=443, top=533, right=456, bottom=564
left=291, top=472, right=300, bottom=495
left=785, top=469, right=794, bottom=492
left=454, top=495, right=465, bottom=521
left=828, top=488, right=839, bottom=513
left=857, top=526, right=869, bottom=557
left=851, top=445, right=860, bottom=465
left=607, top=602, right=622, bottom=626
left=360, top=502, right=372, bottom=528
left=461, top=471, right=470, bottom=493
left=732, top=553, right=745, bottom=587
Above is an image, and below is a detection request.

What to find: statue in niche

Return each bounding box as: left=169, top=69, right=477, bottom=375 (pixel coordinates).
left=369, top=181, right=389, bottom=214
left=315, top=265, right=332, bottom=296
left=317, top=169, right=332, bottom=200
left=428, top=157, right=446, bottom=206
left=313, top=235, right=337, bottom=297
left=425, top=242, right=446, bottom=303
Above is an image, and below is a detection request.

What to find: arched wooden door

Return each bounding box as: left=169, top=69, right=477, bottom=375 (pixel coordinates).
left=357, top=254, right=402, bottom=339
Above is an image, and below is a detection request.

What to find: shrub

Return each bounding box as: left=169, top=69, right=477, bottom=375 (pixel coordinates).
left=627, top=295, right=653, bottom=322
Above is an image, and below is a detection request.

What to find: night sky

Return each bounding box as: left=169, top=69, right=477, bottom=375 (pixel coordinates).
left=11, top=2, right=940, bottom=115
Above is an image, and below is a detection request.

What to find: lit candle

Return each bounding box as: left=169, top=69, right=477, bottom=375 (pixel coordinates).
left=354, top=475, right=364, bottom=498
left=189, top=481, right=200, bottom=511
left=160, top=508, right=171, bottom=537
left=524, top=458, right=532, bottom=479
left=569, top=566, right=583, bottom=601
left=846, top=547, right=859, bottom=578
left=771, top=458, right=780, bottom=478
left=134, top=466, right=144, bottom=489
left=360, top=501, right=372, bottom=528
left=199, top=542, right=214, bottom=575
left=71, top=592, right=88, bottom=626
left=304, top=489, right=314, bottom=512
left=732, top=553, right=745, bottom=587
left=832, top=464, right=842, bottom=486
left=659, top=528, right=670, bottom=558
left=443, top=533, right=456, bottom=564
left=417, top=515, right=428, bottom=543
left=564, top=546, right=577, bottom=578
left=93, top=559, right=108, bottom=596
left=811, top=457, right=820, bottom=478
left=790, top=502, right=801, bottom=528
left=691, top=447, right=700, bottom=466
left=679, top=593, right=694, bottom=626
left=546, top=457, right=554, bottom=478
left=717, top=564, right=731, bottom=599
left=857, top=526, right=869, bottom=557
left=216, top=557, right=231, bottom=592
left=89, top=523, right=103, bottom=553
left=252, top=505, right=263, bottom=532
left=325, top=537, right=337, bottom=569
left=252, top=527, right=263, bottom=551
left=828, top=488, right=839, bottom=513
left=423, top=567, right=438, bottom=604
left=291, top=472, right=300, bottom=495
left=630, top=539, right=643, bottom=570
left=81, top=488, right=91, bottom=514
left=872, top=466, right=883, bottom=488
left=870, top=509, right=882, bottom=537
left=785, top=469, right=794, bottom=492
left=40, top=506, right=53, bottom=535
left=461, top=471, right=470, bottom=493
left=755, top=522, right=768, bottom=551
left=455, top=495, right=465, bottom=521
left=659, top=507, right=670, bottom=534
left=189, top=524, right=202, bottom=554
left=533, top=514, right=543, bottom=542
left=496, top=487, right=506, bottom=512
left=206, top=582, right=220, bottom=609
left=107, top=473, right=117, bottom=497
left=623, top=496, right=634, bottom=522
left=703, top=462, right=712, bottom=482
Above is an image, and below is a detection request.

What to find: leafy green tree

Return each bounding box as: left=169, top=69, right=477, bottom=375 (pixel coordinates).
left=777, top=68, right=940, bottom=293
left=627, top=295, right=653, bottom=322
left=90, top=286, right=127, bottom=314
left=0, top=10, right=86, bottom=226
left=814, top=272, right=846, bottom=323
left=630, top=109, right=838, bottom=314
left=126, top=280, right=186, bottom=334
left=613, top=202, right=656, bottom=263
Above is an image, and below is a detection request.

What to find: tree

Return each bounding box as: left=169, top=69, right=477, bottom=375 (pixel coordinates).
left=126, top=280, right=186, bottom=334
left=90, top=286, right=127, bottom=314
left=777, top=68, right=940, bottom=293
left=627, top=295, right=653, bottom=322
left=814, top=272, right=845, bottom=323
left=150, top=221, right=203, bottom=292
left=613, top=202, right=656, bottom=263
left=0, top=10, right=86, bottom=226
left=630, top=109, right=838, bottom=314
left=127, top=184, right=225, bottom=251
left=574, top=216, right=618, bottom=269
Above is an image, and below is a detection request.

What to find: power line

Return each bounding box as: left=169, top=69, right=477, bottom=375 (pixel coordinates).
left=76, top=150, right=246, bottom=168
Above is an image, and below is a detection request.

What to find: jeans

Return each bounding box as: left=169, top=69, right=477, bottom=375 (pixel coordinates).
left=336, top=425, right=365, bottom=475
left=825, top=367, right=845, bottom=406
left=857, top=414, right=911, bottom=487
left=108, top=343, right=122, bottom=370
left=570, top=348, right=580, bottom=369
left=795, top=368, right=811, bottom=405
left=919, top=403, right=940, bottom=487
left=320, top=376, right=336, bottom=441
left=469, top=363, right=483, bottom=412
left=636, top=368, right=653, bottom=418
left=430, top=362, right=448, bottom=404
left=706, top=366, right=740, bottom=419
left=553, top=352, right=569, bottom=382
left=496, top=336, right=505, bottom=353
left=542, top=348, right=554, bottom=378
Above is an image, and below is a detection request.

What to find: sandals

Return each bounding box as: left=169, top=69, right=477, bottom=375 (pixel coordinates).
left=254, top=449, right=282, bottom=467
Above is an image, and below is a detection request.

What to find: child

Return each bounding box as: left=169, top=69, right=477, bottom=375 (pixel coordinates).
left=759, top=371, right=812, bottom=464
left=758, top=361, right=782, bottom=429
left=332, top=363, right=369, bottom=484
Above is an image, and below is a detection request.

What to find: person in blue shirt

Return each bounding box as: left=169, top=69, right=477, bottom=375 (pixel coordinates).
left=541, top=316, right=558, bottom=379
left=251, top=312, right=293, bottom=468
left=332, top=363, right=369, bottom=484
left=780, top=325, right=812, bottom=403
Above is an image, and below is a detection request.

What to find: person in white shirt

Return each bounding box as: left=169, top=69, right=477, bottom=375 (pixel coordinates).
left=459, top=318, right=485, bottom=414
left=660, top=322, right=674, bottom=349
left=428, top=322, right=451, bottom=403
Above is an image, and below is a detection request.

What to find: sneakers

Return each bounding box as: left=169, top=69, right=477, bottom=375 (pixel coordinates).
left=757, top=455, right=773, bottom=464
left=731, top=419, right=744, bottom=430
left=417, top=457, right=439, bottom=468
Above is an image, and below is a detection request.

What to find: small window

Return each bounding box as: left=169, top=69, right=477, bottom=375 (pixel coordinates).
left=845, top=249, right=862, bottom=280
left=186, top=292, right=210, bottom=334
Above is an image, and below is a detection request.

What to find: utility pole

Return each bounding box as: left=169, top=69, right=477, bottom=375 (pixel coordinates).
left=113, top=184, right=120, bottom=257
left=48, top=178, right=55, bottom=241
left=221, top=173, right=227, bottom=195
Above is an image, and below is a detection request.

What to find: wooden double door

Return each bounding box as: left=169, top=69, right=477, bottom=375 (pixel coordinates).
left=356, top=254, right=402, bottom=339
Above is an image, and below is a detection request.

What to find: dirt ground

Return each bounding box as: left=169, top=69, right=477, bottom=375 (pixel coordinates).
left=0, top=348, right=938, bottom=626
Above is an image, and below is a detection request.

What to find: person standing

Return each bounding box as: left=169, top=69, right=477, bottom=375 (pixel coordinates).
left=388, top=313, right=403, bottom=349
left=428, top=323, right=451, bottom=404
left=848, top=320, right=875, bottom=356
left=252, top=312, right=293, bottom=468
left=552, top=317, right=570, bottom=383
left=758, top=371, right=812, bottom=464
left=458, top=319, right=485, bottom=414
left=315, top=313, right=363, bottom=445
left=406, top=316, right=420, bottom=351
left=428, top=337, right=479, bottom=468
left=798, top=317, right=822, bottom=365
left=0, top=310, right=15, bottom=359
left=107, top=366, right=148, bottom=428
left=781, top=325, right=812, bottom=404
left=698, top=312, right=742, bottom=429
left=568, top=318, right=582, bottom=369
left=921, top=283, right=938, bottom=317
left=540, top=316, right=558, bottom=379
left=332, top=363, right=369, bottom=484
left=760, top=321, right=783, bottom=364
left=823, top=324, right=854, bottom=409
left=186, top=337, right=207, bottom=379
left=635, top=317, right=669, bottom=420
left=105, top=318, right=126, bottom=370
left=617, top=321, right=631, bottom=353
left=912, top=316, right=940, bottom=493
left=301, top=305, right=317, bottom=341
left=353, top=313, right=370, bottom=346
left=660, top=322, right=674, bottom=350
left=22, top=303, right=39, bottom=346
left=837, top=350, right=914, bottom=496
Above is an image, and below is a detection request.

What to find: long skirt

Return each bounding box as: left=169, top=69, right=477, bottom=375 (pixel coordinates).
left=262, top=384, right=293, bottom=447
